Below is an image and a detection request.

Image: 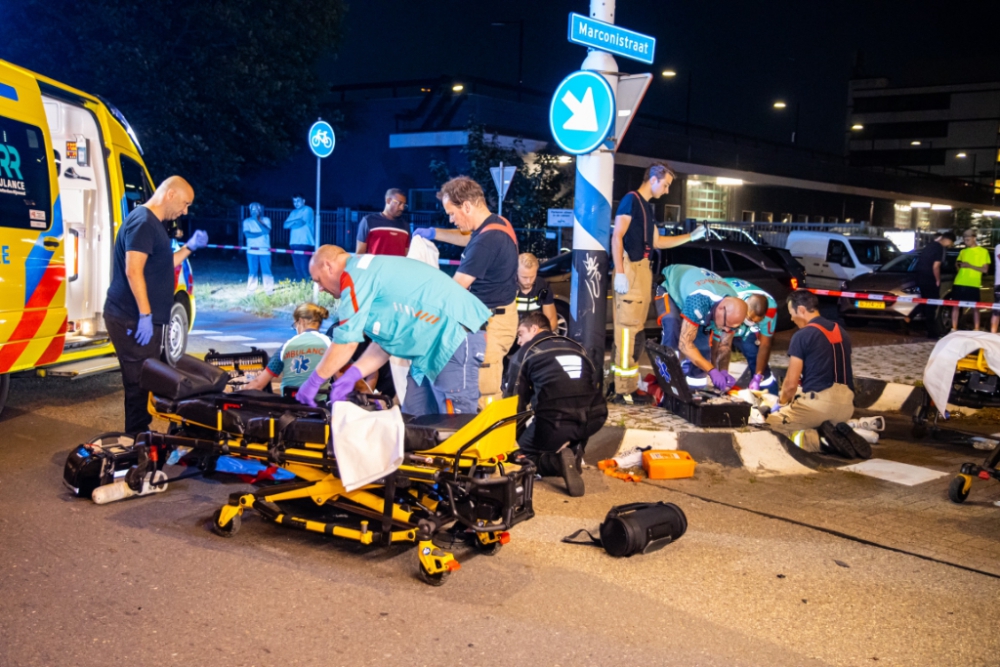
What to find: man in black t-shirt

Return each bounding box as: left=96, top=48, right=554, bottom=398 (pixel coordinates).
left=767, top=290, right=855, bottom=436
left=913, top=231, right=955, bottom=338
left=413, top=176, right=519, bottom=408
left=104, top=176, right=208, bottom=434
left=610, top=162, right=706, bottom=404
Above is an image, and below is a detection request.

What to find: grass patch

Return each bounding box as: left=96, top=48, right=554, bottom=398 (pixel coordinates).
left=194, top=278, right=338, bottom=318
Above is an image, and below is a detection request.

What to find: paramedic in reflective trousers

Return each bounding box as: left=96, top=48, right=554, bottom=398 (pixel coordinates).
left=413, top=176, right=519, bottom=410
left=611, top=162, right=706, bottom=404
left=103, top=176, right=208, bottom=435
left=296, top=246, right=490, bottom=416
left=767, top=290, right=855, bottom=434
left=356, top=188, right=409, bottom=256
left=504, top=312, right=608, bottom=497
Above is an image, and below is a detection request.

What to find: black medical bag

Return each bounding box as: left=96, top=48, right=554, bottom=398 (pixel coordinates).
left=563, top=501, right=688, bottom=557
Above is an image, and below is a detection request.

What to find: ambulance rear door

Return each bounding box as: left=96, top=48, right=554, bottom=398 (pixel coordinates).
left=0, top=63, right=65, bottom=375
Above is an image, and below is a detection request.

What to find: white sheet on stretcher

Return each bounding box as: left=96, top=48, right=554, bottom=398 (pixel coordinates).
left=331, top=402, right=405, bottom=492
left=922, top=331, right=1000, bottom=416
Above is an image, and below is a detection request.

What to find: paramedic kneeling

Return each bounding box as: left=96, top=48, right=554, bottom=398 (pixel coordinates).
left=297, top=246, right=490, bottom=416
left=767, top=290, right=855, bottom=432
left=504, top=312, right=608, bottom=497
left=657, top=265, right=748, bottom=391
left=104, top=176, right=208, bottom=435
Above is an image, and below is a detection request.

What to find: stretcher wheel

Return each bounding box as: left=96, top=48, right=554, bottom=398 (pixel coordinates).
left=474, top=540, right=503, bottom=556
left=948, top=476, right=970, bottom=504
left=417, top=563, right=450, bottom=587
left=211, top=508, right=241, bottom=537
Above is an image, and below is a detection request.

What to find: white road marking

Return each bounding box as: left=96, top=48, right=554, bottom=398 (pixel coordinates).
left=204, top=335, right=255, bottom=342
left=188, top=329, right=222, bottom=335
left=841, top=458, right=948, bottom=486
left=245, top=342, right=283, bottom=349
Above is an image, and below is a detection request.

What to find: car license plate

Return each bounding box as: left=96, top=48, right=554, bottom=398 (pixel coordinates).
left=856, top=300, right=885, bottom=309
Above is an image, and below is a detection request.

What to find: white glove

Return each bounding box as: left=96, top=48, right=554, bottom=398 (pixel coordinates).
left=614, top=273, right=629, bottom=294
left=689, top=225, right=707, bottom=242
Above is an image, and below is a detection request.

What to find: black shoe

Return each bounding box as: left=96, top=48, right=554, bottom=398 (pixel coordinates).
left=557, top=448, right=585, bottom=497
left=572, top=444, right=585, bottom=474
left=818, top=420, right=856, bottom=458
left=836, top=422, right=872, bottom=459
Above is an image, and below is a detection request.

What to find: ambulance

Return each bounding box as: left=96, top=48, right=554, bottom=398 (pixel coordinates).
left=0, top=60, right=195, bottom=417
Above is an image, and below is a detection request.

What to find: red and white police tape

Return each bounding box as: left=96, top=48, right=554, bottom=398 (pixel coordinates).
left=203, top=244, right=462, bottom=266
left=807, top=288, right=1000, bottom=311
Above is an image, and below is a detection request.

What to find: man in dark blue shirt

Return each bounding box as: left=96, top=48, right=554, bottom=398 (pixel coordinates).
left=104, top=176, right=208, bottom=434
left=413, top=176, right=519, bottom=408
left=610, top=162, right=706, bottom=404
left=356, top=188, right=410, bottom=256
left=767, top=290, right=856, bottom=440
left=913, top=231, right=955, bottom=338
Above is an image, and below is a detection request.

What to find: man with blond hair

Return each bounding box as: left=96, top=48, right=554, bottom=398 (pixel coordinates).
left=296, top=245, right=490, bottom=416
left=413, top=176, right=519, bottom=408
left=104, top=176, right=209, bottom=434
left=515, top=252, right=558, bottom=330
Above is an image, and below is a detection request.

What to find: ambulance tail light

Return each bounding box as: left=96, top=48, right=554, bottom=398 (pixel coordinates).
left=790, top=277, right=799, bottom=290
left=67, top=229, right=80, bottom=282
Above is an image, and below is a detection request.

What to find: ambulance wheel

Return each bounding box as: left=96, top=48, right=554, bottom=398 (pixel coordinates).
left=948, top=476, right=970, bottom=504
left=165, top=301, right=189, bottom=367
left=417, top=563, right=450, bottom=587
left=0, top=373, right=9, bottom=420
left=211, top=508, right=241, bottom=537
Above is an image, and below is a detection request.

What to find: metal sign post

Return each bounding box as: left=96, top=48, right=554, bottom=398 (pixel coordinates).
left=308, top=119, right=335, bottom=301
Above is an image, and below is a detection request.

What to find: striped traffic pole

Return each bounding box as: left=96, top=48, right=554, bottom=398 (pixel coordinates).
left=568, top=0, right=619, bottom=375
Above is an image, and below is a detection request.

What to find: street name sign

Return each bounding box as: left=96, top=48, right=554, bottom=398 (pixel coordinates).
left=567, top=13, right=656, bottom=65
left=547, top=209, right=574, bottom=228
left=308, top=120, right=336, bottom=158
left=549, top=70, right=615, bottom=155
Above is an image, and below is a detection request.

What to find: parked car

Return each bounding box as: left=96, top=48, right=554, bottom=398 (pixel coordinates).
left=787, top=231, right=901, bottom=290
left=539, top=240, right=800, bottom=336
left=838, top=250, right=994, bottom=330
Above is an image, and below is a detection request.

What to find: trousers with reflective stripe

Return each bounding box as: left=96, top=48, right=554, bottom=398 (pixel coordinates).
left=611, top=256, right=652, bottom=394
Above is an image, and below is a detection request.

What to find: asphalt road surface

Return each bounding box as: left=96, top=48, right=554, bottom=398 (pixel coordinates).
left=2, top=373, right=999, bottom=666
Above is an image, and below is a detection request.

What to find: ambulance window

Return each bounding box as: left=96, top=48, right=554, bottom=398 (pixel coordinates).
left=119, top=155, right=153, bottom=212
left=0, top=118, right=52, bottom=230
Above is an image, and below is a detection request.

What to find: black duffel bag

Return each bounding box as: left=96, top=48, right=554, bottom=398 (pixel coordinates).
left=563, top=501, right=687, bottom=557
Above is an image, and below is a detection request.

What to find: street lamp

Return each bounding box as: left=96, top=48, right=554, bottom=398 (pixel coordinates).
left=851, top=124, right=864, bottom=131
left=772, top=100, right=800, bottom=145
left=452, top=83, right=465, bottom=93
left=490, top=20, right=524, bottom=100
left=661, top=69, right=677, bottom=78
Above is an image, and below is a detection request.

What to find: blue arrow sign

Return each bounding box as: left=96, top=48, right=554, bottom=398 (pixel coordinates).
left=567, top=13, right=656, bottom=65
left=549, top=70, right=615, bottom=155
left=308, top=120, right=336, bottom=158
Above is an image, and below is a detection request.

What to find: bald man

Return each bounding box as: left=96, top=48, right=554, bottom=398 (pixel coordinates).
left=655, top=265, right=748, bottom=391
left=296, top=246, right=490, bottom=416
left=104, top=176, right=208, bottom=434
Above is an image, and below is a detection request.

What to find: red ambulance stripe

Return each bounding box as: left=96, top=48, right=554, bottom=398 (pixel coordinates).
left=340, top=272, right=359, bottom=313
left=24, top=266, right=64, bottom=310
left=0, top=342, right=29, bottom=373
left=34, top=332, right=66, bottom=366
left=7, top=310, right=47, bottom=344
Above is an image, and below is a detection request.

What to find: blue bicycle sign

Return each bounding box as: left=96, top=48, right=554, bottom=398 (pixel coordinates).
left=308, top=120, right=336, bottom=158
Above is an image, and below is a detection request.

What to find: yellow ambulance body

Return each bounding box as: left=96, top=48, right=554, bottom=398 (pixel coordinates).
left=0, top=60, right=194, bottom=416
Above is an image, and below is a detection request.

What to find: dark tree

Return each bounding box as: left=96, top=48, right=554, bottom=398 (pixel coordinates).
left=0, top=0, right=346, bottom=212
left=430, top=122, right=572, bottom=257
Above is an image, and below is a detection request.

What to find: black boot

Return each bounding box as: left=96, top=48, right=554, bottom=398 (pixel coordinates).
left=556, top=448, right=585, bottom=497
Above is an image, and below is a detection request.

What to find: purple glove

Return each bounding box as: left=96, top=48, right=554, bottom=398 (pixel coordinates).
left=329, top=366, right=363, bottom=404
left=412, top=227, right=436, bottom=240
left=708, top=368, right=736, bottom=391
left=185, top=229, right=208, bottom=251
left=296, top=371, right=326, bottom=408
left=748, top=373, right=764, bottom=391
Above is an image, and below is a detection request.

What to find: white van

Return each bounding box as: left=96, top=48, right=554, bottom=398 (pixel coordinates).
left=786, top=231, right=900, bottom=290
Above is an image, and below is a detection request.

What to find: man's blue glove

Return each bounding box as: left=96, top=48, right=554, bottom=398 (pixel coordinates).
left=708, top=368, right=736, bottom=391
left=412, top=228, right=436, bottom=240
left=135, top=313, right=153, bottom=346
left=296, top=371, right=327, bottom=408
left=329, top=366, right=363, bottom=404
left=613, top=274, right=629, bottom=294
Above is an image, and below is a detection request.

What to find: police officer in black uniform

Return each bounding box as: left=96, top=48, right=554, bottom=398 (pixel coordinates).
left=504, top=312, right=608, bottom=497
